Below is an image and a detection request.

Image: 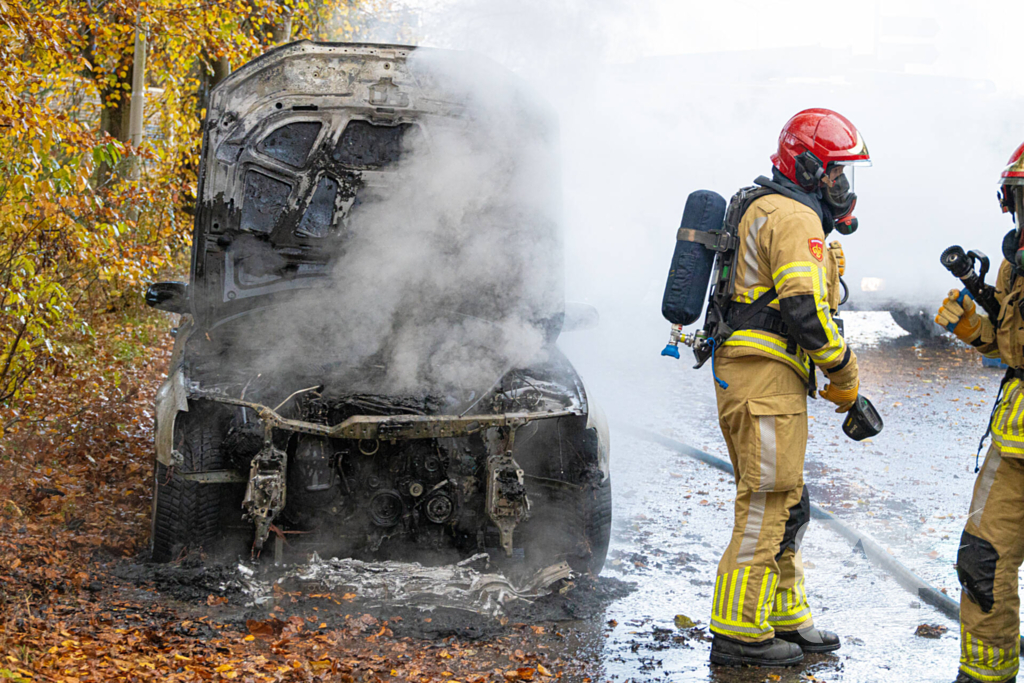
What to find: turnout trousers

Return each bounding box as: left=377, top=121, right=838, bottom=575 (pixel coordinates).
left=709, top=354, right=814, bottom=643
left=957, top=445, right=1024, bottom=682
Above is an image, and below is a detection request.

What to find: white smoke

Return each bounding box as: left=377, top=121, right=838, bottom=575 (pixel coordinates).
left=241, top=47, right=563, bottom=399
left=344, top=0, right=1024, bottom=410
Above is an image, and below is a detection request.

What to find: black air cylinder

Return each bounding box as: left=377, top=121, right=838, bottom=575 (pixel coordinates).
left=661, top=190, right=728, bottom=326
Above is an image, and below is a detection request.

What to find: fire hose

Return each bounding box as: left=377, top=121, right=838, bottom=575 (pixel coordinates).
left=621, top=424, right=1024, bottom=652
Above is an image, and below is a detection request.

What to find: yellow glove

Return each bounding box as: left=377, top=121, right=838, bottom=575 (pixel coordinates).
left=935, top=288, right=982, bottom=343
left=828, top=241, right=845, bottom=277
left=820, top=380, right=859, bottom=413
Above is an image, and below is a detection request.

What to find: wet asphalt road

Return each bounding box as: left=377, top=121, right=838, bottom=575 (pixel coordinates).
left=556, top=311, right=1008, bottom=682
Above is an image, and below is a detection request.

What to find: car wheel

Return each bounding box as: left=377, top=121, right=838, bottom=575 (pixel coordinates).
left=151, top=401, right=227, bottom=562
left=582, top=477, right=612, bottom=575
left=520, top=473, right=612, bottom=576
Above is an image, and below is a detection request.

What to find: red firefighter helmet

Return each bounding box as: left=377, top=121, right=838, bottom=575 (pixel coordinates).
left=1001, top=142, right=1024, bottom=185
left=771, top=108, right=871, bottom=190
left=999, top=142, right=1024, bottom=214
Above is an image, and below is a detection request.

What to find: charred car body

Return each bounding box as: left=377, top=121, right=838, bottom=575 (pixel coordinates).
left=147, top=42, right=611, bottom=572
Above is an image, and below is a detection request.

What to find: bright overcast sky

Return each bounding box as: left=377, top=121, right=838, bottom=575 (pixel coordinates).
left=403, top=0, right=1024, bottom=95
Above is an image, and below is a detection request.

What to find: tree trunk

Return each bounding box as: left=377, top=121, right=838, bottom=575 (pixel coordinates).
left=95, top=47, right=135, bottom=184
left=270, top=8, right=293, bottom=43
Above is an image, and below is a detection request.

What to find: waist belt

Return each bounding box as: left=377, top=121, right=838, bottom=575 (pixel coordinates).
left=728, top=302, right=791, bottom=338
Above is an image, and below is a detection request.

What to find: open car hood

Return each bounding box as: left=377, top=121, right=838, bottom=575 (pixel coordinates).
left=189, top=41, right=565, bottom=334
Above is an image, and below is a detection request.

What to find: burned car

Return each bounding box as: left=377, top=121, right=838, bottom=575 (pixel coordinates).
left=146, top=41, right=611, bottom=573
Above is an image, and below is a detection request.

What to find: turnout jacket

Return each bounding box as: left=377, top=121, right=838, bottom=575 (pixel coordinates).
left=965, top=260, right=1024, bottom=456
left=717, top=193, right=858, bottom=388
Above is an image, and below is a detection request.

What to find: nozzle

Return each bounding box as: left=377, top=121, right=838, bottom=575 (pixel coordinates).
left=661, top=344, right=680, bottom=359
left=940, top=245, right=972, bottom=279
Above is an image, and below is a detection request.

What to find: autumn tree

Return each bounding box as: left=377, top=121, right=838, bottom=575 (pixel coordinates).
left=0, top=0, right=399, bottom=407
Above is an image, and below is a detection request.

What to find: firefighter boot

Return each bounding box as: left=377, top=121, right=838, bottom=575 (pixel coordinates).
left=709, top=634, right=803, bottom=667
left=954, top=673, right=1016, bottom=683
left=774, top=626, right=841, bottom=653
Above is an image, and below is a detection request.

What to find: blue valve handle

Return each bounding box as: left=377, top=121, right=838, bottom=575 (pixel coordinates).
left=661, top=344, right=680, bottom=359
left=945, top=288, right=974, bottom=333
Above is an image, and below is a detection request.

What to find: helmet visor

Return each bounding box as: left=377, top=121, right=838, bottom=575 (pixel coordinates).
left=835, top=158, right=873, bottom=168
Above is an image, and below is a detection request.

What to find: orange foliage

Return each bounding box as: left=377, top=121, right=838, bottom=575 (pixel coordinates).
left=0, top=0, right=405, bottom=406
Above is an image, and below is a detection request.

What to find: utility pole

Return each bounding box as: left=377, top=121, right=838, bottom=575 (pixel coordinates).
left=128, top=16, right=147, bottom=178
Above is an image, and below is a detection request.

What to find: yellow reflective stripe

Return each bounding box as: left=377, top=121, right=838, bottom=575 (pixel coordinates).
left=709, top=620, right=774, bottom=638
left=772, top=261, right=815, bottom=282
left=960, top=627, right=1020, bottom=680
left=756, top=569, right=775, bottom=631
left=715, top=572, right=729, bottom=619
left=992, top=382, right=1024, bottom=447
left=1006, top=393, right=1023, bottom=434
left=726, top=569, right=738, bottom=621
left=807, top=263, right=846, bottom=365
left=736, top=567, right=751, bottom=625
left=732, top=286, right=776, bottom=305
left=723, top=332, right=809, bottom=379
left=767, top=612, right=812, bottom=626
left=710, top=615, right=772, bottom=628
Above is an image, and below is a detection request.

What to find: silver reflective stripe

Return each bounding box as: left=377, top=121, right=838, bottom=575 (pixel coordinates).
left=962, top=661, right=1018, bottom=679
left=969, top=453, right=1002, bottom=522
left=758, top=416, right=777, bottom=491
left=772, top=264, right=812, bottom=284
left=731, top=568, right=745, bottom=622
left=768, top=606, right=811, bottom=623
left=743, top=217, right=767, bottom=287
left=737, top=492, right=767, bottom=564
left=719, top=571, right=733, bottom=618
left=710, top=618, right=773, bottom=636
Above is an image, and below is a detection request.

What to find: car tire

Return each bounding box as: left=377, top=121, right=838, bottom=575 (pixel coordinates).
left=520, top=473, right=612, bottom=576
left=151, top=401, right=227, bottom=562
left=582, top=477, right=612, bottom=575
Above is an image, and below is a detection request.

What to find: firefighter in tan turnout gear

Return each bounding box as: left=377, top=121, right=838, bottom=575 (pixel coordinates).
left=937, top=142, right=1024, bottom=683
left=708, top=109, right=871, bottom=667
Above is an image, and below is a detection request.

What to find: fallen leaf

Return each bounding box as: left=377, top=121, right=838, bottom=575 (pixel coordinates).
left=915, top=623, right=948, bottom=638
left=674, top=614, right=695, bottom=629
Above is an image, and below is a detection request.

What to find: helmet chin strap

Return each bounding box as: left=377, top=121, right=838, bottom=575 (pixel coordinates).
left=1010, top=188, right=1024, bottom=271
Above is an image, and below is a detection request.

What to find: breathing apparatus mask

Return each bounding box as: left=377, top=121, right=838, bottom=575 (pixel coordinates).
left=999, top=184, right=1024, bottom=273
left=793, top=151, right=860, bottom=235
left=824, top=167, right=858, bottom=235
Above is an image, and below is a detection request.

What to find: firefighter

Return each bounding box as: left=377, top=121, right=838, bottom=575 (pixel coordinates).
left=708, top=109, right=869, bottom=667
left=937, top=142, right=1024, bottom=683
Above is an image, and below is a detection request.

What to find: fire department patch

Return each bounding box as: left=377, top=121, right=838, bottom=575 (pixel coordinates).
left=808, top=238, right=825, bottom=261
